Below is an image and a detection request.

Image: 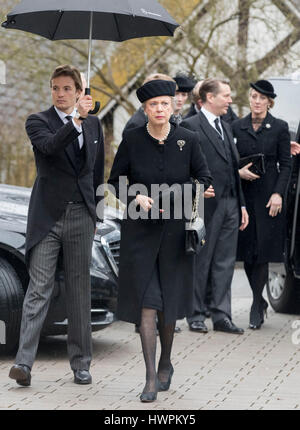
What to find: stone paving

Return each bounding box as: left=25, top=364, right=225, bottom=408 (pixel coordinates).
left=0, top=269, right=300, bottom=410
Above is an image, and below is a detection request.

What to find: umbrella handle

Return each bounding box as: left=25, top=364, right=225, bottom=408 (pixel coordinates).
left=85, top=88, right=100, bottom=115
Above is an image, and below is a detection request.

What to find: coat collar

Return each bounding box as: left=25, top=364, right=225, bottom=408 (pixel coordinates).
left=240, top=112, right=275, bottom=138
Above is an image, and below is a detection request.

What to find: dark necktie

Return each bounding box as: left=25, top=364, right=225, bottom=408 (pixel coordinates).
left=214, top=117, right=223, bottom=139
left=66, top=115, right=80, bottom=152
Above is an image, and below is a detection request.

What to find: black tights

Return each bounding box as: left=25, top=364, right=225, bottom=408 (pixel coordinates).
left=139, top=308, right=175, bottom=393
left=244, top=262, right=268, bottom=325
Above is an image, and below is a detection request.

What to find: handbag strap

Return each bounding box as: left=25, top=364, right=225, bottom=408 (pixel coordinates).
left=189, top=179, right=200, bottom=227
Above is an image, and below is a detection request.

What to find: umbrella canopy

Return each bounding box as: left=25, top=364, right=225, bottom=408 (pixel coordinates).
left=2, top=0, right=179, bottom=41
left=2, top=0, right=179, bottom=113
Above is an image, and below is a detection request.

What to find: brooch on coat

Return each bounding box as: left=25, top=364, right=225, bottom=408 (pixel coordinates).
left=177, top=140, right=186, bottom=151
left=265, top=124, right=271, bottom=129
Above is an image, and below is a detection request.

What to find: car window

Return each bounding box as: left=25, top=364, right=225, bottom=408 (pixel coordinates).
left=269, top=78, right=300, bottom=139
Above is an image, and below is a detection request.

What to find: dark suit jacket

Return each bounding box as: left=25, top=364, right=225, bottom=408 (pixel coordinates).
left=25, top=106, right=104, bottom=262
left=122, top=107, right=146, bottom=137
left=184, top=104, right=238, bottom=125
left=181, top=111, right=245, bottom=225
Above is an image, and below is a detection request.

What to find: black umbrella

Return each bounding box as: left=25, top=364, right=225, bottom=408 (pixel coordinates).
left=2, top=0, right=179, bottom=113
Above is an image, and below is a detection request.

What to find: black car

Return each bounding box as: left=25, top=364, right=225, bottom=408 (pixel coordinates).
left=266, top=77, right=300, bottom=313
left=0, top=183, right=121, bottom=353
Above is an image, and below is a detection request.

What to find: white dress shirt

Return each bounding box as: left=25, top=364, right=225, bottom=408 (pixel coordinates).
left=54, top=106, right=84, bottom=149
left=201, top=107, right=224, bottom=140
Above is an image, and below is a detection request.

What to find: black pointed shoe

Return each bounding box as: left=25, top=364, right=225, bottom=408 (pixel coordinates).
left=214, top=318, right=244, bottom=334
left=140, top=379, right=158, bottom=403
left=9, top=364, right=31, bottom=386
left=158, top=365, right=174, bottom=392
left=73, top=369, right=92, bottom=385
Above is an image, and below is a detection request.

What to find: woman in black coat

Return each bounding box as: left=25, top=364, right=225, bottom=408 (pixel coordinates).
left=108, top=80, right=212, bottom=402
left=232, top=80, right=291, bottom=329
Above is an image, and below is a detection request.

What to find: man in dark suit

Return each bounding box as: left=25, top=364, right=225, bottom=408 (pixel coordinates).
left=9, top=65, right=104, bottom=386
left=184, top=80, right=239, bottom=125
left=181, top=78, right=249, bottom=334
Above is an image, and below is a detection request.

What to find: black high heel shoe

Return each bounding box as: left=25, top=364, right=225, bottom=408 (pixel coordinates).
left=158, top=365, right=174, bottom=392
left=140, top=378, right=158, bottom=403
left=249, top=299, right=269, bottom=330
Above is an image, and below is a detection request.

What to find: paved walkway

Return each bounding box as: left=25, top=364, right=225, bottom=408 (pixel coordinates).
left=1, top=269, right=300, bottom=410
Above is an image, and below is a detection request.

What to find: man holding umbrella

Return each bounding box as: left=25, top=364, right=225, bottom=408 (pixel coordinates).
left=9, top=64, right=104, bottom=386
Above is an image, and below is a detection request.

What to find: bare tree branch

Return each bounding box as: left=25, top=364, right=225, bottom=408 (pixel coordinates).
left=250, top=27, right=300, bottom=76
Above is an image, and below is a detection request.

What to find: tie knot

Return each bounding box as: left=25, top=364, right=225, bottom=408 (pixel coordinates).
left=65, top=115, right=73, bottom=122
left=214, top=118, right=220, bottom=126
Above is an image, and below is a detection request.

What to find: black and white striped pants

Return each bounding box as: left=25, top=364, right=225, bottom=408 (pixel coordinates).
left=16, top=203, right=94, bottom=371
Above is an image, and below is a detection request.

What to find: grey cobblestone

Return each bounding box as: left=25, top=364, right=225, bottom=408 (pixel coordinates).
left=1, top=269, right=300, bottom=410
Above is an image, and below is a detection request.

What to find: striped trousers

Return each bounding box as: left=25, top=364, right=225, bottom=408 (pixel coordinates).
left=16, top=203, right=94, bottom=370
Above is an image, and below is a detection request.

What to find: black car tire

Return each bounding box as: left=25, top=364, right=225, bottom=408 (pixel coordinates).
left=267, top=268, right=300, bottom=314
left=0, top=257, right=24, bottom=353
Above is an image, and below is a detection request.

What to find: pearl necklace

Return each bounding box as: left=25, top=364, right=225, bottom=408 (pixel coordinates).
left=146, top=122, right=171, bottom=142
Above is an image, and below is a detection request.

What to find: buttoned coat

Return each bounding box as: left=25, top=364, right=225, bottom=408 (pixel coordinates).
left=181, top=110, right=246, bottom=226
left=108, top=124, right=212, bottom=325
left=231, top=112, right=291, bottom=263
left=25, top=106, right=104, bottom=263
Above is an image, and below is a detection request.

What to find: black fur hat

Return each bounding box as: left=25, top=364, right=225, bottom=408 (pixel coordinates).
left=173, top=74, right=196, bottom=92
left=136, top=79, right=176, bottom=103
left=250, top=80, right=277, bottom=99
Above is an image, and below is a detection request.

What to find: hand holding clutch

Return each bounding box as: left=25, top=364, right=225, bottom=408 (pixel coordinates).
left=239, top=153, right=265, bottom=176
left=239, top=153, right=265, bottom=181
left=239, top=162, right=261, bottom=181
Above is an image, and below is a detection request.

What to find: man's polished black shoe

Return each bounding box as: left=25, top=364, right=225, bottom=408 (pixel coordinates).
left=9, top=364, right=31, bottom=386
left=189, top=321, right=208, bottom=333
left=213, top=318, right=244, bottom=335
left=73, top=370, right=92, bottom=385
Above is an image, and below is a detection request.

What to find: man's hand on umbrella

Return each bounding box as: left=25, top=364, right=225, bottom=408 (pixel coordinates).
left=75, top=95, right=93, bottom=125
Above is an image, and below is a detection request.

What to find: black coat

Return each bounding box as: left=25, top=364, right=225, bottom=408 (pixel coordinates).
left=25, top=106, right=104, bottom=263
left=231, top=112, right=291, bottom=263
left=181, top=111, right=245, bottom=226
left=108, top=124, right=212, bottom=325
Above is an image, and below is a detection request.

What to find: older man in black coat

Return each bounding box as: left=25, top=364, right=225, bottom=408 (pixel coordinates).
left=9, top=65, right=104, bottom=387
left=181, top=78, right=249, bottom=334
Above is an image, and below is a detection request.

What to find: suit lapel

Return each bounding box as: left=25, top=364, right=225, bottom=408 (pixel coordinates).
left=222, top=120, right=240, bottom=166
left=48, top=106, right=78, bottom=172
left=81, top=119, right=92, bottom=174
left=198, top=111, right=228, bottom=162
left=240, top=113, right=257, bottom=139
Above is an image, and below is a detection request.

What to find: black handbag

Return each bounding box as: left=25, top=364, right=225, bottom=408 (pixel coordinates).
left=185, top=180, right=206, bottom=255
left=239, top=153, right=265, bottom=176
